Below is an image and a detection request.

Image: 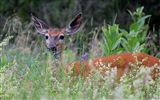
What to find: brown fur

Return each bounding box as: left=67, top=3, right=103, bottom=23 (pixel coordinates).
left=68, top=52, right=160, bottom=80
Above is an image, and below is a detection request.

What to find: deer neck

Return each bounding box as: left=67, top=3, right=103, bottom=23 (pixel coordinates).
left=54, top=51, right=62, bottom=60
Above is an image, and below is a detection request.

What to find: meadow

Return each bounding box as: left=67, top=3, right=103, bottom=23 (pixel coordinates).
left=0, top=7, right=160, bottom=100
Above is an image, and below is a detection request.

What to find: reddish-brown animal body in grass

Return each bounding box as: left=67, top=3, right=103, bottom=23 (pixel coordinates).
left=32, top=13, right=160, bottom=80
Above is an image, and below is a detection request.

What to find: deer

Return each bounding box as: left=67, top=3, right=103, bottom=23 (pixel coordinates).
left=32, top=13, right=160, bottom=80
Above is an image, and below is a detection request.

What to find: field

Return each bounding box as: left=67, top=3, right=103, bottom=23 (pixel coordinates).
left=1, top=7, right=160, bottom=100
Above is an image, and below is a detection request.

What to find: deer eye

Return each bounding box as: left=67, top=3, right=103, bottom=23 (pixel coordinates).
left=45, top=34, right=49, bottom=39
left=59, top=34, right=64, bottom=40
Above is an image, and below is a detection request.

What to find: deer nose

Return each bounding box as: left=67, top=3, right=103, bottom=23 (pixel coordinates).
left=50, top=46, right=57, bottom=52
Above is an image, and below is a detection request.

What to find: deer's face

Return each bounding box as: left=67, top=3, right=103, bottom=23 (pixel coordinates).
left=44, top=28, right=65, bottom=53
left=32, top=13, right=82, bottom=59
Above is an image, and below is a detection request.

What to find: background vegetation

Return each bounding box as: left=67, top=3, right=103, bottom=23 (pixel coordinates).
left=0, top=0, right=160, bottom=55
left=0, top=0, right=160, bottom=99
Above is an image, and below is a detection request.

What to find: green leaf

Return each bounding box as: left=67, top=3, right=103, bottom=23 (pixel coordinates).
left=137, top=15, right=151, bottom=30
left=112, top=48, right=124, bottom=54
left=102, top=37, right=109, bottom=52
left=129, top=37, right=138, bottom=47
left=130, top=23, right=138, bottom=31
left=133, top=42, right=140, bottom=52
left=112, top=38, right=121, bottom=50
left=0, top=56, right=7, bottom=68
left=129, top=30, right=140, bottom=37
left=110, top=24, right=119, bottom=35
left=141, top=30, right=147, bottom=41
left=120, top=29, right=129, bottom=39
left=106, top=37, right=112, bottom=51
left=128, top=10, right=133, bottom=16
left=113, top=32, right=124, bottom=41
left=137, top=15, right=151, bottom=23
left=136, top=6, right=144, bottom=15
left=128, top=10, right=135, bottom=21
left=102, top=27, right=111, bottom=38
left=121, top=38, right=129, bottom=52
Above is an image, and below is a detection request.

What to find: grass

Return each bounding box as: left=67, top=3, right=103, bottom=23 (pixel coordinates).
left=1, top=15, right=160, bottom=100
left=1, top=32, right=160, bottom=100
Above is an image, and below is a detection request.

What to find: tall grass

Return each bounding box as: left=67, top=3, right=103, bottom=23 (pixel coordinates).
left=1, top=8, right=160, bottom=100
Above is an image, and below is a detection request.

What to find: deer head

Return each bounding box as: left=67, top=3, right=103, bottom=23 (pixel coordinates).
left=32, top=13, right=83, bottom=59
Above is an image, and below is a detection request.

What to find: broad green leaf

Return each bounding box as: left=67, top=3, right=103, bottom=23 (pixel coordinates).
left=141, top=30, right=147, bottom=41
left=112, top=32, right=124, bottom=42
left=112, top=48, right=124, bottom=54
left=133, top=42, right=140, bottom=52
left=110, top=24, right=119, bottom=35
left=137, top=15, right=151, bottom=30
left=106, top=37, right=112, bottom=51
left=102, top=27, right=111, bottom=38
left=129, top=37, right=138, bottom=47
left=136, top=6, right=144, bottom=15
left=121, top=38, right=129, bottom=52
left=121, top=42, right=129, bottom=52
left=129, top=30, right=140, bottom=37
left=121, top=38, right=128, bottom=44
left=130, top=23, right=138, bottom=31
left=120, top=29, right=129, bottom=39
left=112, top=38, right=121, bottom=50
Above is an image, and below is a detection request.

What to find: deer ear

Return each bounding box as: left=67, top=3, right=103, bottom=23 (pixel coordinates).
left=31, top=14, right=50, bottom=35
left=66, top=13, right=83, bottom=35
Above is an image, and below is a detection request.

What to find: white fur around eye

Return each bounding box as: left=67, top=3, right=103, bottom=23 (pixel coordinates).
left=45, top=34, right=50, bottom=39
left=58, top=34, right=64, bottom=43
left=59, top=39, right=64, bottom=43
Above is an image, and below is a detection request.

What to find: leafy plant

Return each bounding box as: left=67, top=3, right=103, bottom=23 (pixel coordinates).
left=102, top=7, right=151, bottom=55
left=121, top=7, right=151, bottom=53
left=102, top=24, right=124, bottom=55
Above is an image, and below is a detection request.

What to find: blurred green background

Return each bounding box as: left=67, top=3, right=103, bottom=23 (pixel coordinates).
left=1, top=0, right=160, bottom=29
left=0, top=0, right=160, bottom=53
